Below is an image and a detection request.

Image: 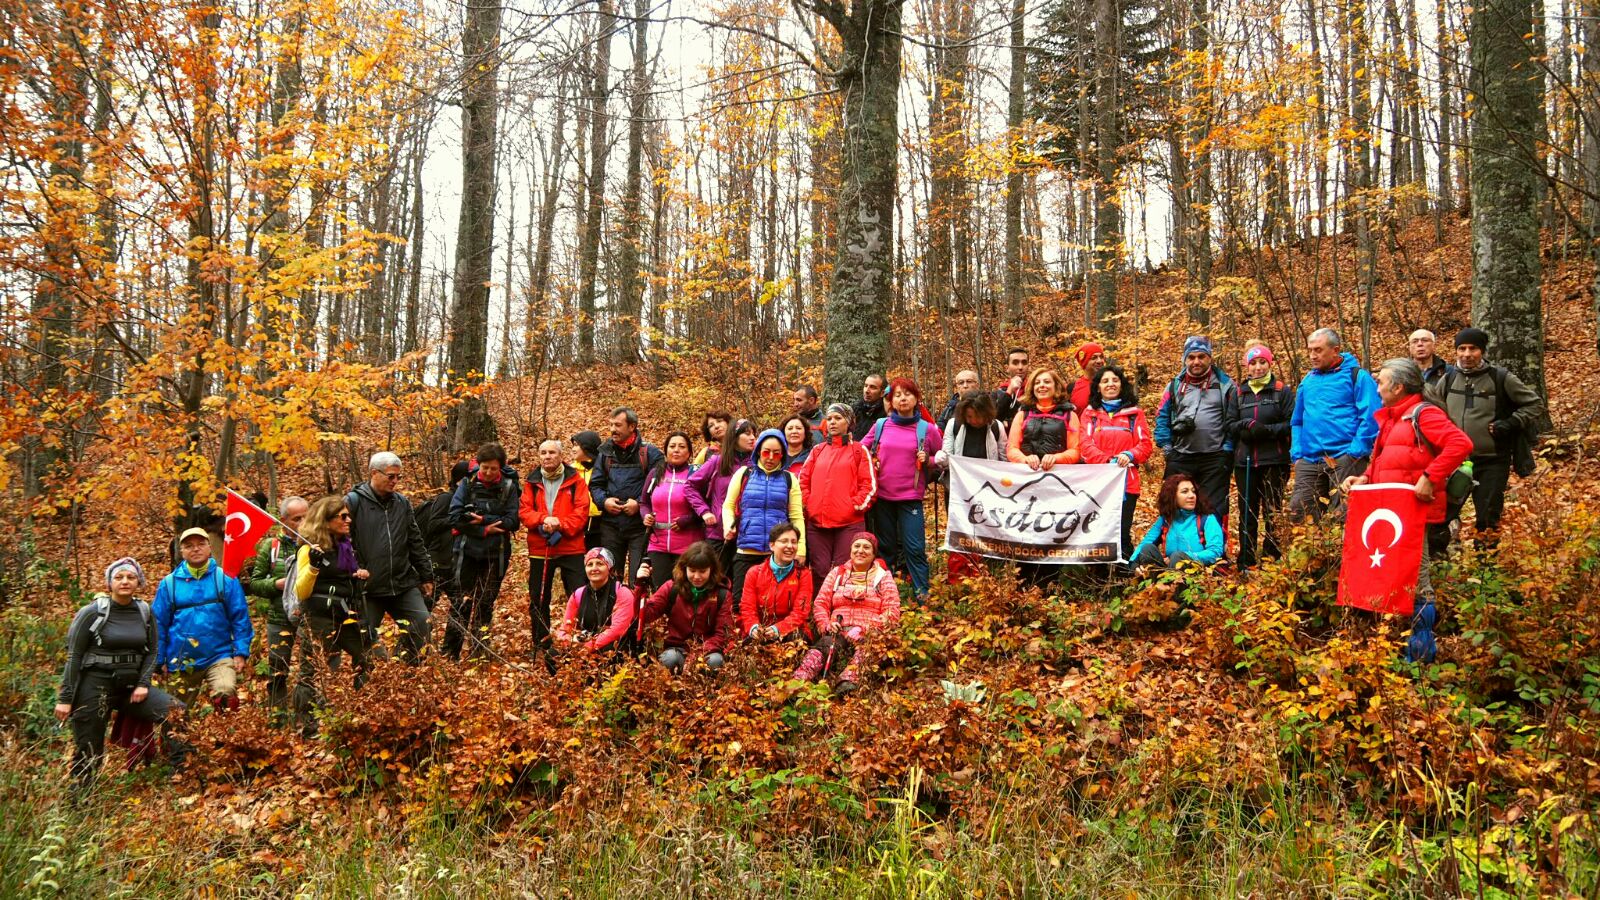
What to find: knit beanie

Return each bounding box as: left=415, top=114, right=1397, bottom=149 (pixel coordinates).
left=1455, top=327, right=1490, bottom=350
left=1074, top=342, right=1105, bottom=370
left=584, top=547, right=615, bottom=569
left=571, top=430, right=602, bottom=457
left=825, top=402, right=854, bottom=423
left=1182, top=335, right=1214, bottom=360
left=105, top=557, right=147, bottom=590
left=1244, top=345, right=1274, bottom=365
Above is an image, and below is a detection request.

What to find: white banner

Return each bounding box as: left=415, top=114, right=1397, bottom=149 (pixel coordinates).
left=942, top=457, right=1127, bottom=564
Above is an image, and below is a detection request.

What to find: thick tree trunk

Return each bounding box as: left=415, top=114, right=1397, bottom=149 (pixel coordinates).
left=1090, top=0, right=1120, bottom=332
left=1582, top=0, right=1600, bottom=354
left=1469, top=0, right=1549, bottom=418
left=447, top=0, right=504, bottom=448
left=576, top=0, right=615, bottom=364
left=817, top=0, right=900, bottom=401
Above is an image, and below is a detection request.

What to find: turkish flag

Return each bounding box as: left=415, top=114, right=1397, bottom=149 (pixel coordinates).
left=1337, top=484, right=1427, bottom=615
left=222, top=489, right=276, bottom=578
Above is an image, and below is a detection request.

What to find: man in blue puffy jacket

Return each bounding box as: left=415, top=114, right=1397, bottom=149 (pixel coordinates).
left=154, top=527, right=254, bottom=713
left=1288, top=328, right=1382, bottom=521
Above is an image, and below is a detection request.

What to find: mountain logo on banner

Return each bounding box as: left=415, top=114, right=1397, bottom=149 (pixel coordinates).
left=963, top=471, right=1105, bottom=508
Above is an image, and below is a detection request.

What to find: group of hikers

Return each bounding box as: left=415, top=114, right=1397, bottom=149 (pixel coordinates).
left=56, top=323, right=1545, bottom=789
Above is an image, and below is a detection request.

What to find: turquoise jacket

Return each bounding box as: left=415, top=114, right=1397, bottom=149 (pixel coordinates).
left=1132, top=510, right=1225, bottom=564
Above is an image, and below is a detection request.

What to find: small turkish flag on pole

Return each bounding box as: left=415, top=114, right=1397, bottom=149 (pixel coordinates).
left=222, top=489, right=277, bottom=578
left=1338, top=483, right=1428, bottom=616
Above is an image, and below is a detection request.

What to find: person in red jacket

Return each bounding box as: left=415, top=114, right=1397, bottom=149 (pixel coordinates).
left=1343, top=358, right=1474, bottom=663
left=739, top=523, right=815, bottom=642
left=638, top=541, right=734, bottom=674
left=1070, top=341, right=1108, bottom=412
left=793, top=533, right=901, bottom=695
left=1078, top=365, right=1153, bottom=561
left=555, top=548, right=638, bottom=655
left=520, top=439, right=592, bottom=669
left=799, top=403, right=877, bottom=586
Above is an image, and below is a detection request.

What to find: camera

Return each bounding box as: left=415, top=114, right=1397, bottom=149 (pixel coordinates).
left=1170, top=415, right=1197, bottom=436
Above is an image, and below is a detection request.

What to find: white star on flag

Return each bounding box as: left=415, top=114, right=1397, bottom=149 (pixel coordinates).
left=1369, top=548, right=1385, bottom=567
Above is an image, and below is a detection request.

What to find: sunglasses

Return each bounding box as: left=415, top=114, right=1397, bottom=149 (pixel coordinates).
left=336, top=512, right=352, bottom=521
left=759, top=448, right=783, bottom=457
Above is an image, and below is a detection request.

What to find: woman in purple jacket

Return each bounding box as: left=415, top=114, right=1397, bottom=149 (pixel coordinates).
left=687, top=419, right=758, bottom=576
left=640, top=431, right=709, bottom=587
left=861, top=377, right=943, bottom=601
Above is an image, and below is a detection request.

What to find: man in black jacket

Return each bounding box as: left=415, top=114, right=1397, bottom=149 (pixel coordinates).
left=588, top=407, right=663, bottom=588
left=850, top=374, right=888, bottom=441
left=347, top=451, right=435, bottom=662
left=443, top=443, right=521, bottom=659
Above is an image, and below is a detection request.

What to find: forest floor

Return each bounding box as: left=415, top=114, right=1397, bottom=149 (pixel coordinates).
left=1, top=218, right=1598, bottom=898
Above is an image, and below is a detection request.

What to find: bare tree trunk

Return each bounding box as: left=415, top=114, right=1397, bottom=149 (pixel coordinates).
left=447, top=0, right=504, bottom=448
left=576, top=0, right=616, bottom=364
left=1003, top=0, right=1027, bottom=323
left=1090, top=0, right=1120, bottom=332
left=614, top=0, right=651, bottom=362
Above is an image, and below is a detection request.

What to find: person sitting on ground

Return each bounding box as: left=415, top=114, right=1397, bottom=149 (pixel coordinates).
left=1154, top=335, right=1240, bottom=528
left=1130, top=474, right=1226, bottom=572
left=722, top=428, right=807, bottom=613
left=794, top=533, right=901, bottom=696
left=1287, top=328, right=1381, bottom=523
left=1230, top=343, right=1294, bottom=571
left=799, top=403, right=877, bottom=586
left=56, top=558, right=183, bottom=790
left=937, top=369, right=982, bottom=430
left=1078, top=365, right=1152, bottom=562
left=695, top=411, right=733, bottom=468
left=780, top=414, right=816, bottom=473
left=556, top=548, right=639, bottom=656
left=154, top=527, right=253, bottom=714
left=1070, top=341, right=1108, bottom=412
left=1343, top=358, right=1474, bottom=663
left=247, top=495, right=308, bottom=718
left=739, top=523, right=815, bottom=643
left=1425, top=327, right=1546, bottom=551
left=638, top=541, right=734, bottom=674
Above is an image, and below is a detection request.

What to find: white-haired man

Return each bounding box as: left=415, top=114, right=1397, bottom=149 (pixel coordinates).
left=346, top=451, right=434, bottom=662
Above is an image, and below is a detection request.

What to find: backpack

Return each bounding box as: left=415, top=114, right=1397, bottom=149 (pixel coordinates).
left=1404, top=402, right=1476, bottom=502
left=281, top=555, right=301, bottom=622
left=868, top=416, right=931, bottom=466
left=90, top=596, right=153, bottom=652
left=1440, top=366, right=1537, bottom=477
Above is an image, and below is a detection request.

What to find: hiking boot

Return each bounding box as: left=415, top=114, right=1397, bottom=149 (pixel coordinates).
left=833, top=679, right=858, bottom=697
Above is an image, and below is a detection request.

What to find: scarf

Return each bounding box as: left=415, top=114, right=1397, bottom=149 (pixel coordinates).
left=1247, top=374, right=1272, bottom=393
left=1101, top=398, right=1124, bottom=414
left=334, top=537, right=359, bottom=574
left=769, top=557, right=795, bottom=582
left=477, top=468, right=502, bottom=486
left=889, top=411, right=921, bottom=426
left=186, top=561, right=209, bottom=578
left=1181, top=368, right=1211, bottom=387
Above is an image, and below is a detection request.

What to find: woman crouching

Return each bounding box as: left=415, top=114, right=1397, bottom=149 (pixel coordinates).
left=638, top=541, right=734, bottom=674
left=793, top=533, right=901, bottom=695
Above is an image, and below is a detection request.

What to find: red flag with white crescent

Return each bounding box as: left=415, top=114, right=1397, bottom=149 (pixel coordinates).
left=1337, top=483, right=1427, bottom=616
left=222, top=489, right=276, bottom=578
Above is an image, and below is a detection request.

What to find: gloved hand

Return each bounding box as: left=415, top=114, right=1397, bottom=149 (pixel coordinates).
left=545, top=530, right=565, bottom=547
left=1491, top=418, right=1519, bottom=436
left=307, top=547, right=332, bottom=570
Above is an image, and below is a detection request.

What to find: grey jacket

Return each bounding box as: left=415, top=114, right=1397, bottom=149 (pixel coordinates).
left=1425, top=365, right=1544, bottom=460
left=59, top=595, right=158, bottom=704
left=345, top=482, right=433, bottom=596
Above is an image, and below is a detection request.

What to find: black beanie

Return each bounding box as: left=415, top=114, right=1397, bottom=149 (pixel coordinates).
left=448, top=459, right=472, bottom=487
left=572, top=430, right=602, bottom=457
left=1455, top=327, right=1490, bottom=350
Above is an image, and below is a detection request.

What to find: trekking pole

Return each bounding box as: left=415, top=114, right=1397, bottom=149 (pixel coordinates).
left=822, top=614, right=844, bottom=676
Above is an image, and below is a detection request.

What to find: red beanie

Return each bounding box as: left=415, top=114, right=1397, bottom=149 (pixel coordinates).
left=853, top=532, right=880, bottom=555
left=1074, top=342, right=1105, bottom=370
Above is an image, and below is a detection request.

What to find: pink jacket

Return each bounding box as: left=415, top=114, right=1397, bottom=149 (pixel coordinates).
left=641, top=463, right=709, bottom=554
left=861, top=418, right=944, bottom=502
left=812, top=562, right=901, bottom=636
left=557, top=582, right=638, bottom=651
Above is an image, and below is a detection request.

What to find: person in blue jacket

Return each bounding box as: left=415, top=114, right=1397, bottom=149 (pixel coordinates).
left=1131, top=474, right=1226, bottom=571
left=153, top=527, right=253, bottom=714
left=1288, top=327, right=1381, bottom=522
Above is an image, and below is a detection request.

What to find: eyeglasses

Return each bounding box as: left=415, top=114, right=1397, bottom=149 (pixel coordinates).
left=337, top=512, right=352, bottom=521
left=759, top=448, right=783, bottom=457
left=382, top=471, right=403, bottom=480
